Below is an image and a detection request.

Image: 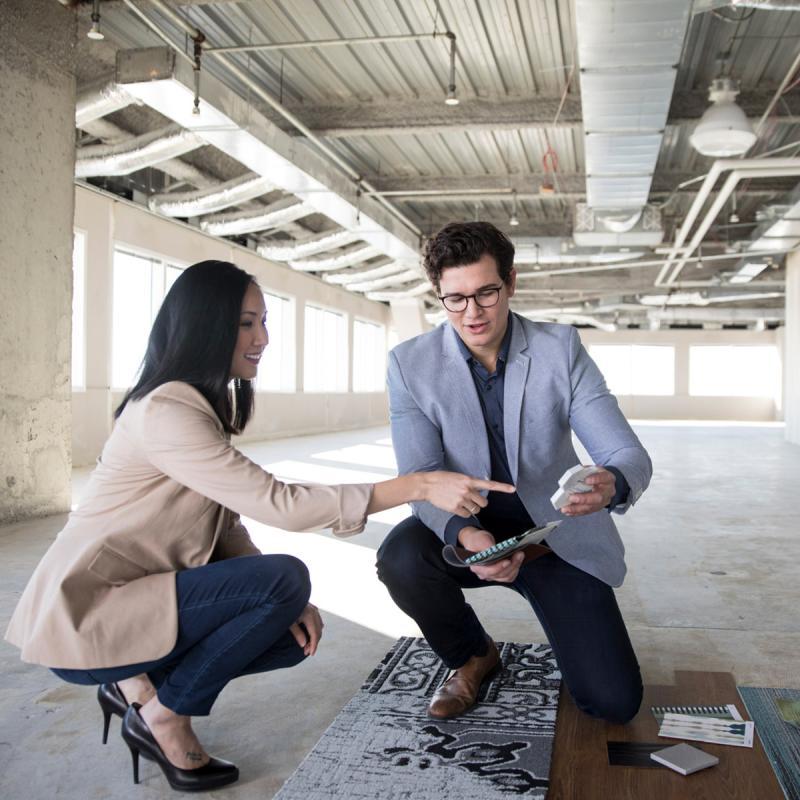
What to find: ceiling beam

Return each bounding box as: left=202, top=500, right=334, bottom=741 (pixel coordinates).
left=270, top=88, right=799, bottom=138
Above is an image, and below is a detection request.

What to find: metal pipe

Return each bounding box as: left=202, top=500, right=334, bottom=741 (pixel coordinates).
left=654, top=157, right=800, bottom=285
left=754, top=47, right=800, bottom=136
left=204, top=32, right=445, bottom=55
left=120, top=0, right=195, bottom=66
left=516, top=248, right=795, bottom=279
left=146, top=0, right=423, bottom=237
left=447, top=32, right=457, bottom=98
left=665, top=166, right=800, bottom=284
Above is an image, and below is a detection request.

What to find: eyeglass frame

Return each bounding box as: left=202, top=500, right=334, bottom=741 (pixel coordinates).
left=437, top=284, right=504, bottom=313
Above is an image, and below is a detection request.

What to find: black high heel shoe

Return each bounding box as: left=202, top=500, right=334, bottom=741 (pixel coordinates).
left=121, top=704, right=239, bottom=792
left=97, top=683, right=128, bottom=745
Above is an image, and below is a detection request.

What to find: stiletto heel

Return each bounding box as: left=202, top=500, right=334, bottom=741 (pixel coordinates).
left=102, top=707, right=112, bottom=746
left=120, top=704, right=239, bottom=792
left=97, top=683, right=128, bottom=744
left=127, top=742, right=140, bottom=784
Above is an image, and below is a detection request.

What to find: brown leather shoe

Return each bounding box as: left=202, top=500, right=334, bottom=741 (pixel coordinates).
left=427, top=641, right=501, bottom=719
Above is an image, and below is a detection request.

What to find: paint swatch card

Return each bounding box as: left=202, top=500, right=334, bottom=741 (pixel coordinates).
left=658, top=712, right=754, bottom=748
left=651, top=704, right=743, bottom=725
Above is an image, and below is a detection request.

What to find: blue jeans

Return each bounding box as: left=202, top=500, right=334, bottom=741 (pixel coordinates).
left=376, top=516, right=643, bottom=724
left=53, top=554, right=310, bottom=716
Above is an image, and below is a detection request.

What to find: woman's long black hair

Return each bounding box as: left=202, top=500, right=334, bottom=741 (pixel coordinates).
left=115, top=260, right=256, bottom=434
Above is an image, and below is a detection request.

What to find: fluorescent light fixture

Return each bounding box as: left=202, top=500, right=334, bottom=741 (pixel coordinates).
left=729, top=262, right=768, bottom=284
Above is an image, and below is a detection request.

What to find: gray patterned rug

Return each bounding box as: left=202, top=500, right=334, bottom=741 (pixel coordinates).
left=274, top=637, right=561, bottom=799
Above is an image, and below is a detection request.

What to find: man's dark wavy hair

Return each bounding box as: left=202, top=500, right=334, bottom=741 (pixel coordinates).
left=115, top=260, right=256, bottom=435
left=423, top=221, right=515, bottom=291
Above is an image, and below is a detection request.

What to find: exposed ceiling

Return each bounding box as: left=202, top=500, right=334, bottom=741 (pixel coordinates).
left=66, top=0, right=800, bottom=329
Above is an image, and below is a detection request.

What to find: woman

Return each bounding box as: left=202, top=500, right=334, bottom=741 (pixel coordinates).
left=5, top=260, right=511, bottom=793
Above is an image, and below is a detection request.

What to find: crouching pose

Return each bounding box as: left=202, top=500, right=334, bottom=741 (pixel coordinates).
left=5, top=260, right=512, bottom=793
left=377, top=223, right=652, bottom=724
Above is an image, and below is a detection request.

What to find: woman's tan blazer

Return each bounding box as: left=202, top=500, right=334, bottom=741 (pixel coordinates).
left=5, top=382, right=372, bottom=670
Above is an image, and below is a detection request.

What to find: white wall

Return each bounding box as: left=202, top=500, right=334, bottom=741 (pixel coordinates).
left=72, top=184, right=390, bottom=467
left=0, top=0, right=75, bottom=523
left=579, top=327, right=782, bottom=421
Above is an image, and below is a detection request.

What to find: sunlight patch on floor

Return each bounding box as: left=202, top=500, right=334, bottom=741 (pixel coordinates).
left=310, top=443, right=398, bottom=471
left=247, top=522, right=421, bottom=639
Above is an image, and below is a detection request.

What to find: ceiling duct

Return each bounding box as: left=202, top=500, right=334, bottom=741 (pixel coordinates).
left=344, top=269, right=421, bottom=292
left=323, top=262, right=408, bottom=286
left=288, top=243, right=382, bottom=272
left=149, top=173, right=273, bottom=217
left=76, top=79, right=138, bottom=127
left=366, top=281, right=433, bottom=301
left=115, top=47, right=420, bottom=267
left=200, top=197, right=312, bottom=236
left=75, top=123, right=204, bottom=178
left=575, top=0, right=691, bottom=217
left=573, top=204, right=664, bottom=247
left=258, top=230, right=359, bottom=261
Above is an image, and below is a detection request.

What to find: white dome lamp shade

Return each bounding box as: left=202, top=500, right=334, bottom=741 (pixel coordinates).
left=690, top=78, right=757, bottom=158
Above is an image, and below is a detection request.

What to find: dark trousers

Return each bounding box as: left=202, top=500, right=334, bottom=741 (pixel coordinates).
left=376, top=516, right=643, bottom=724
left=53, top=554, right=310, bottom=716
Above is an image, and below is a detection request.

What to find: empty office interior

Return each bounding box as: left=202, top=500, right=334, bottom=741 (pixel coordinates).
left=1, top=0, right=799, bottom=797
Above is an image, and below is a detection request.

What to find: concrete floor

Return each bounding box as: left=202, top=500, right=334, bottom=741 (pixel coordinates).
left=1, top=422, right=799, bottom=799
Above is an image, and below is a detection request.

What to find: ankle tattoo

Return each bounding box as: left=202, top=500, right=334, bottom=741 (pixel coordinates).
left=185, top=751, right=204, bottom=762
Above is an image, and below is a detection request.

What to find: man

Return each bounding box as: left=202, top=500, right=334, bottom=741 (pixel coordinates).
left=376, top=221, right=652, bottom=724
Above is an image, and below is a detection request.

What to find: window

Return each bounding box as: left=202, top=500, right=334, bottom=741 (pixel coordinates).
left=258, top=291, right=295, bottom=392
left=353, top=320, right=386, bottom=392
left=71, top=230, right=86, bottom=390
left=589, top=345, right=675, bottom=396
left=111, top=247, right=184, bottom=389
left=304, top=304, right=347, bottom=392
left=689, top=346, right=781, bottom=398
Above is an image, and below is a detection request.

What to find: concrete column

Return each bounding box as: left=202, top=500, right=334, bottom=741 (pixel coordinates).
left=0, top=1, right=76, bottom=523
left=785, top=251, right=800, bottom=445
left=390, top=299, right=433, bottom=343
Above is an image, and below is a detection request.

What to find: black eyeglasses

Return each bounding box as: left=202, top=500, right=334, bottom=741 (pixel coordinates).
left=438, top=286, right=502, bottom=313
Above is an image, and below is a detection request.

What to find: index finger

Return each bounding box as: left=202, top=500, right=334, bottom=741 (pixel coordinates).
left=471, top=478, right=516, bottom=494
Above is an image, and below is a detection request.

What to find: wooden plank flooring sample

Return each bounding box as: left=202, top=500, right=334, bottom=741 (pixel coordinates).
left=547, top=671, right=784, bottom=800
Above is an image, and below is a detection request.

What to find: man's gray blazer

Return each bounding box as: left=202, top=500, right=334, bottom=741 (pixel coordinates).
left=387, top=312, right=652, bottom=587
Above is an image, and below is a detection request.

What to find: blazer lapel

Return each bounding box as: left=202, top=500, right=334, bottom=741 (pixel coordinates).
left=503, top=314, right=531, bottom=484
left=442, top=325, right=491, bottom=479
